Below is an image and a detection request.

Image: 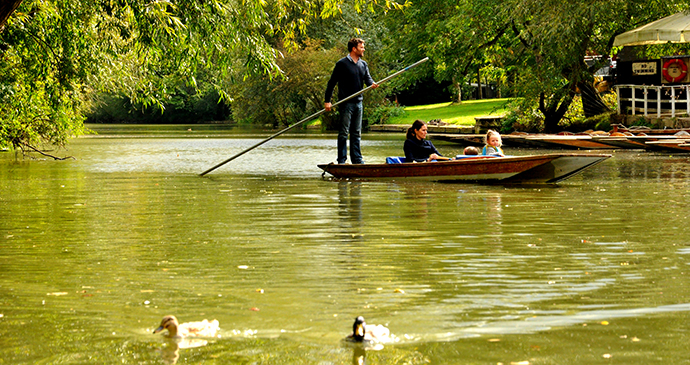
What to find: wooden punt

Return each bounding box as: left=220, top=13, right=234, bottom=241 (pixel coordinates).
left=522, top=135, right=619, bottom=150
left=318, top=154, right=611, bottom=184
left=645, top=139, right=690, bottom=152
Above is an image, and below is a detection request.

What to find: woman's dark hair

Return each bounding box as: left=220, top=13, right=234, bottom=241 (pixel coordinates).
left=406, top=120, right=426, bottom=140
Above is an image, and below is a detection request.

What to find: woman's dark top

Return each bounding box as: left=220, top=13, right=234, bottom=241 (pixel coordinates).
left=404, top=137, right=442, bottom=162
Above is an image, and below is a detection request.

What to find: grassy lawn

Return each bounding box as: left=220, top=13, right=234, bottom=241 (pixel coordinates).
left=386, top=98, right=511, bottom=125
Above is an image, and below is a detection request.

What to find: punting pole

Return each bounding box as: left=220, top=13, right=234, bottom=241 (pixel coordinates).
left=199, top=57, right=430, bottom=176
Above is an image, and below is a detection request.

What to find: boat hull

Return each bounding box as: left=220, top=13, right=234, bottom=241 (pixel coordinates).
left=318, top=154, right=611, bottom=183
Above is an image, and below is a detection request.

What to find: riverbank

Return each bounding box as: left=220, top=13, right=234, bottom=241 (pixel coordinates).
left=385, top=99, right=509, bottom=126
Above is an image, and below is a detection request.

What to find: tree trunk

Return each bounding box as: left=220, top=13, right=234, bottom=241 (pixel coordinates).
left=0, top=0, right=23, bottom=32
left=539, top=91, right=574, bottom=133
left=578, top=81, right=610, bottom=117
left=452, top=75, right=462, bottom=104
left=477, top=67, right=482, bottom=100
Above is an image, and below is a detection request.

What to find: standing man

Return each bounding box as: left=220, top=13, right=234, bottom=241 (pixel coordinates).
left=324, top=38, right=378, bottom=164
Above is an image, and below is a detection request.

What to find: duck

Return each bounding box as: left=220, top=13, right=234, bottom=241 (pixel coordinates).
left=153, top=315, right=220, bottom=338
left=347, top=316, right=392, bottom=343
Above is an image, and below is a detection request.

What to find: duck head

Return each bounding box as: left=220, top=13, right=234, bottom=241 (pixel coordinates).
left=154, top=315, right=179, bottom=337
left=352, top=316, right=366, bottom=342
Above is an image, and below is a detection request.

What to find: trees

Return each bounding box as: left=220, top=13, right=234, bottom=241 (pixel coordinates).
left=380, top=0, right=690, bottom=132
left=0, top=0, right=408, bottom=154
left=6, top=0, right=690, bottom=153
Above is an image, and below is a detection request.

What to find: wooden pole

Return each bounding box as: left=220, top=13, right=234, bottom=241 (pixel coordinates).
left=199, top=57, right=430, bottom=176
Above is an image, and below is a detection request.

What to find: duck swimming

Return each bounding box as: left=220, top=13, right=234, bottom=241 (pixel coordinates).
left=348, top=316, right=392, bottom=343
left=153, top=315, right=220, bottom=338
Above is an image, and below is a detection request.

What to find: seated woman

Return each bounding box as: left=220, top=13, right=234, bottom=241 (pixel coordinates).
left=404, top=120, right=448, bottom=162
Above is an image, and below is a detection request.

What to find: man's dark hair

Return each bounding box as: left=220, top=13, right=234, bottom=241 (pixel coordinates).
left=347, top=38, right=364, bottom=52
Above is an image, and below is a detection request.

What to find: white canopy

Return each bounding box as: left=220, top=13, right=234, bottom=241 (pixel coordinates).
left=614, top=12, right=690, bottom=47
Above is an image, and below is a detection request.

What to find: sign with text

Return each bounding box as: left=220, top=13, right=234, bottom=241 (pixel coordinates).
left=632, top=62, right=657, bottom=76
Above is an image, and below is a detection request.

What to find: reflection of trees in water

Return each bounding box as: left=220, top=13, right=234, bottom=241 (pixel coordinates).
left=612, top=155, right=690, bottom=182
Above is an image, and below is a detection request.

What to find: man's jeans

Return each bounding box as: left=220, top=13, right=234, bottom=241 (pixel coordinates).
left=338, top=102, right=363, bottom=164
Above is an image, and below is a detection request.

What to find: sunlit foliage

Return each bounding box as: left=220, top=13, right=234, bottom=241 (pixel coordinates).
left=0, top=0, right=408, bottom=154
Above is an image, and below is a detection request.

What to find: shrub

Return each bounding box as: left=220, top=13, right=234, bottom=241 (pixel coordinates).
left=367, top=100, right=406, bottom=125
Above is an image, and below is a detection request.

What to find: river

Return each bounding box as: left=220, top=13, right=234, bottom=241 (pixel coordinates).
left=1, top=125, right=689, bottom=364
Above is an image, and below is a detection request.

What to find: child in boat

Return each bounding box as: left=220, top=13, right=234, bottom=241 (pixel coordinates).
left=463, top=146, right=479, bottom=155
left=404, top=120, right=448, bottom=162
left=482, top=130, right=504, bottom=156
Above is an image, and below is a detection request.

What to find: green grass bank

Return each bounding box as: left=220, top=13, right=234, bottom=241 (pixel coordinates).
left=386, top=98, right=510, bottom=125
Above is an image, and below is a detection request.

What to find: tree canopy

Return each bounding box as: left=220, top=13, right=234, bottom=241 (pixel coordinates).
left=379, top=0, right=690, bottom=131
left=0, top=0, right=408, bottom=154
left=4, top=0, right=690, bottom=153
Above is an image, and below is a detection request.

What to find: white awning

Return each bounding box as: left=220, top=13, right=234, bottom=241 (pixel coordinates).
left=614, top=12, right=690, bottom=47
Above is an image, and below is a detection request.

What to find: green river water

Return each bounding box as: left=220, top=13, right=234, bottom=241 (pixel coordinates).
left=1, top=125, right=690, bottom=364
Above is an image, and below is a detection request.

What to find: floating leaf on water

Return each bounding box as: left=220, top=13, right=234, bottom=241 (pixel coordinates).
left=394, top=288, right=405, bottom=293
left=632, top=337, right=640, bottom=342
left=238, top=265, right=249, bottom=269
left=510, top=361, right=530, bottom=365
left=47, top=292, right=68, bottom=296
left=250, top=307, right=260, bottom=311
left=488, top=338, right=500, bottom=342
left=602, top=354, right=612, bottom=359
left=256, top=289, right=264, bottom=294
left=600, top=321, right=609, bottom=325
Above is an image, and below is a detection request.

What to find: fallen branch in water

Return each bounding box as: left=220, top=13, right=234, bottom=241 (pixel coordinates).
left=21, top=143, right=75, bottom=160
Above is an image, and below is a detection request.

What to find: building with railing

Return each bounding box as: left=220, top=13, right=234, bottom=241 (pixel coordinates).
left=616, top=84, right=690, bottom=117
left=616, top=55, right=690, bottom=125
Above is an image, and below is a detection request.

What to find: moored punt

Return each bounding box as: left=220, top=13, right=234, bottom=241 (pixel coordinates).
left=645, top=139, right=690, bottom=152
left=318, top=154, right=611, bottom=184
left=590, top=136, right=650, bottom=149
left=432, top=133, right=690, bottom=151
left=522, top=135, right=619, bottom=150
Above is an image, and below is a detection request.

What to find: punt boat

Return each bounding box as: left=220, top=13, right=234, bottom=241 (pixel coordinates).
left=318, top=153, right=611, bottom=183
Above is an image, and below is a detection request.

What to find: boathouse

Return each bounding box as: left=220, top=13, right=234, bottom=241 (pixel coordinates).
left=613, top=12, right=690, bottom=128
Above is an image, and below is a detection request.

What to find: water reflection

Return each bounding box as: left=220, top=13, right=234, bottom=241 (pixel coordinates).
left=351, top=346, right=366, bottom=365
left=3, top=135, right=690, bottom=364
left=483, top=194, right=503, bottom=246
left=338, top=181, right=364, bottom=233
left=156, top=337, right=210, bottom=364
left=158, top=340, right=180, bottom=364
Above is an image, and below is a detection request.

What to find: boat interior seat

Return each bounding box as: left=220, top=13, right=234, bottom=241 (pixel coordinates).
left=455, top=155, right=501, bottom=159
left=386, top=156, right=407, bottom=164
left=385, top=155, right=502, bottom=164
